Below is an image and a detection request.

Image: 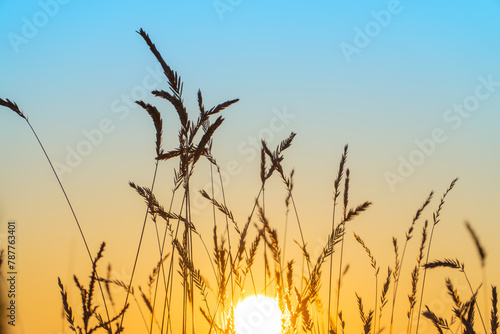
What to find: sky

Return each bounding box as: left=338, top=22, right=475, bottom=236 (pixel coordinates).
left=1, top=1, right=500, bottom=334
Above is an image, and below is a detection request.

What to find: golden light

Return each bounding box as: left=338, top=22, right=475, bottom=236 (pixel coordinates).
left=234, top=295, right=283, bottom=334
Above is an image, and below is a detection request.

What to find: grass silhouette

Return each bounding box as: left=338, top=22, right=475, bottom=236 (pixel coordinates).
left=1, top=29, right=499, bottom=334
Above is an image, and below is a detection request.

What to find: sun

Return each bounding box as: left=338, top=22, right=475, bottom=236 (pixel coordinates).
left=234, top=295, right=283, bottom=334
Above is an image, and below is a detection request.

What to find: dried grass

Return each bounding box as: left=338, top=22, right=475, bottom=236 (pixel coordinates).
left=3, top=28, right=499, bottom=334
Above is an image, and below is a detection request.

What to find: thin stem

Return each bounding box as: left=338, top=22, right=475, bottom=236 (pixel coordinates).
left=390, top=237, right=410, bottom=334
left=374, top=271, right=379, bottom=334
left=207, top=184, right=265, bottom=334
left=416, top=178, right=457, bottom=334
left=415, top=223, right=436, bottom=334
left=120, top=161, right=159, bottom=330
left=462, top=270, right=487, bottom=334
left=263, top=186, right=267, bottom=297
left=335, top=222, right=346, bottom=332
left=25, top=120, right=112, bottom=324
left=153, top=186, right=178, bottom=334
left=185, top=167, right=196, bottom=334
left=281, top=205, right=290, bottom=269
left=327, top=201, right=338, bottom=332
left=162, top=195, right=186, bottom=334
left=289, top=194, right=309, bottom=272
left=149, top=217, right=167, bottom=334
left=289, top=193, right=311, bottom=304
left=482, top=266, right=488, bottom=332
left=148, top=183, right=175, bottom=333
left=217, top=166, right=235, bottom=304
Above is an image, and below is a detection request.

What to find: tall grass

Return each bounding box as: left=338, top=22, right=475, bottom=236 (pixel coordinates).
left=1, top=29, right=499, bottom=334
left=0, top=98, right=112, bottom=326
left=414, top=178, right=458, bottom=334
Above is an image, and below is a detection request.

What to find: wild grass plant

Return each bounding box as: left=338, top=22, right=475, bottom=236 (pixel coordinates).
left=1, top=29, right=499, bottom=334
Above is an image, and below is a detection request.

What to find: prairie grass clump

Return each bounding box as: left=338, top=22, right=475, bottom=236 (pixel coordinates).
left=1, top=29, right=499, bottom=334
left=58, top=243, right=128, bottom=334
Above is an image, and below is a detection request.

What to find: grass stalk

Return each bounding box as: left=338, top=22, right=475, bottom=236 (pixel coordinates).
left=120, top=162, right=160, bottom=332
left=415, top=178, right=458, bottom=334
left=389, top=190, right=433, bottom=334
left=0, top=98, right=112, bottom=326
left=328, top=144, right=348, bottom=333
left=335, top=166, right=350, bottom=333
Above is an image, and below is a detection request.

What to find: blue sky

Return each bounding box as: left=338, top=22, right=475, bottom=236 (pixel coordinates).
left=2, top=1, right=499, bottom=139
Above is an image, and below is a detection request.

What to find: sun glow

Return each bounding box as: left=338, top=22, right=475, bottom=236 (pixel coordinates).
left=234, top=295, right=283, bottom=334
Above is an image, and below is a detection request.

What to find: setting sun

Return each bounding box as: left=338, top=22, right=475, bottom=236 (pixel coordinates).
left=234, top=295, right=283, bottom=334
